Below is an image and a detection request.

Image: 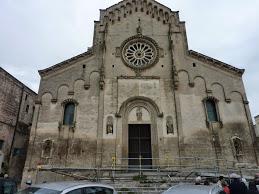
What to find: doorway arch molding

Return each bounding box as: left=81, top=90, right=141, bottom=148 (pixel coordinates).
left=117, top=96, right=163, bottom=117
left=118, top=96, right=162, bottom=167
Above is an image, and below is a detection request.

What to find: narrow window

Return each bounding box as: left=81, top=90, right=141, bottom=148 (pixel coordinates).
left=25, top=105, right=29, bottom=113
left=32, top=106, right=35, bottom=116
left=13, top=148, right=26, bottom=156
left=25, top=94, right=28, bottom=101
left=205, top=99, right=218, bottom=122
left=0, top=140, right=4, bottom=150
left=63, top=103, right=75, bottom=125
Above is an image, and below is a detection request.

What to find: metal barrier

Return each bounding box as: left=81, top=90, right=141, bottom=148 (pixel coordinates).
left=35, top=156, right=259, bottom=193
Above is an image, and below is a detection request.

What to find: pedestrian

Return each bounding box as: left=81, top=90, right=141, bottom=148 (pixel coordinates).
left=229, top=173, right=247, bottom=194
left=222, top=181, right=230, bottom=194
left=195, top=176, right=202, bottom=185
left=254, top=173, right=259, bottom=185
left=217, top=176, right=225, bottom=188
left=242, top=178, right=249, bottom=188
left=247, top=181, right=259, bottom=194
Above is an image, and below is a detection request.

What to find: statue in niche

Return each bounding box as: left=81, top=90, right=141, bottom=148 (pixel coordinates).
left=42, top=139, right=53, bottom=158
left=166, top=116, right=174, bottom=134
left=233, top=137, right=242, bottom=156
left=136, top=107, right=142, bottom=121
left=106, top=116, right=113, bottom=134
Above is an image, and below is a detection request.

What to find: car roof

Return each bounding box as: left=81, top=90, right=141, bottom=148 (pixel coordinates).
left=164, top=184, right=220, bottom=194
left=32, top=181, right=114, bottom=191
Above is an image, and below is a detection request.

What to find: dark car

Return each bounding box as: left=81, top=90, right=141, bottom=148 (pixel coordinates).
left=162, top=184, right=223, bottom=194
left=0, top=178, right=17, bottom=194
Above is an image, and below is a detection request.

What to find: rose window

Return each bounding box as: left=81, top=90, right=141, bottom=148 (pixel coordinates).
left=121, top=36, right=159, bottom=69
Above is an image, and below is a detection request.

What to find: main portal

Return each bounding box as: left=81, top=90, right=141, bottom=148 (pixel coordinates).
left=128, top=124, right=152, bottom=168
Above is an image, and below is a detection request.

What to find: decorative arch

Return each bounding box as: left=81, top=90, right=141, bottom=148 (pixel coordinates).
left=118, top=96, right=162, bottom=167
left=74, top=79, right=85, bottom=94
left=57, top=84, right=69, bottom=100
left=41, top=92, right=53, bottom=102
left=118, top=96, right=163, bottom=117
left=83, top=70, right=99, bottom=89
left=194, top=75, right=208, bottom=91
left=178, top=69, right=192, bottom=88
left=61, top=98, right=78, bottom=106
left=211, top=82, right=228, bottom=102
left=230, top=91, right=247, bottom=103
left=202, top=96, right=219, bottom=103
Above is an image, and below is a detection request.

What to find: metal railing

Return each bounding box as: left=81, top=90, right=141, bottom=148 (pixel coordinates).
left=35, top=156, right=259, bottom=186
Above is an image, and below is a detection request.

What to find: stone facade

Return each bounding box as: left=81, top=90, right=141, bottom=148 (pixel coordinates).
left=22, top=0, right=258, bottom=184
left=0, top=67, right=37, bottom=182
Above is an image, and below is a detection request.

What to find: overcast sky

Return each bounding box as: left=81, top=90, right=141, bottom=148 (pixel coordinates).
left=0, top=0, right=258, bottom=119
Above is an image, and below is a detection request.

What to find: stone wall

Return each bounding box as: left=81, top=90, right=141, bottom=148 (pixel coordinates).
left=0, top=67, right=37, bottom=182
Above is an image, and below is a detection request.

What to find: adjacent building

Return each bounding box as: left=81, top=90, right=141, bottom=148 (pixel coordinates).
left=22, top=0, right=258, bottom=184
left=0, top=67, right=37, bottom=182
left=255, top=115, right=259, bottom=136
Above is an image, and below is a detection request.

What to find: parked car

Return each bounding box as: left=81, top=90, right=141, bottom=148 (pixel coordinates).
left=0, top=177, right=17, bottom=194
left=162, top=184, right=223, bottom=194
left=16, top=181, right=117, bottom=194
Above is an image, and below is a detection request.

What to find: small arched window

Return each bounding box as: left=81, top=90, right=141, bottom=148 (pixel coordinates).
left=205, top=99, right=218, bottom=122
left=63, top=103, right=75, bottom=125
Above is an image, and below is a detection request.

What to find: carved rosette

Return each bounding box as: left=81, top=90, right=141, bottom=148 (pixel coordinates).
left=121, top=35, right=159, bottom=71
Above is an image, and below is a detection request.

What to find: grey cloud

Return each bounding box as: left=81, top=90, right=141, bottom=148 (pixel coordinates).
left=0, top=0, right=258, bottom=118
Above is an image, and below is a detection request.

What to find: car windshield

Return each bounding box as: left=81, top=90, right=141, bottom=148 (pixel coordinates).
left=16, top=187, right=61, bottom=194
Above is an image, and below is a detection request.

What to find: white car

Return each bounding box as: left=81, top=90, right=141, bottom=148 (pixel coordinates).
left=16, top=181, right=117, bottom=194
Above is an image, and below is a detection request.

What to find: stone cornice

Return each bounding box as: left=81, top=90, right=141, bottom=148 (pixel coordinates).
left=105, top=0, right=172, bottom=13
left=38, top=48, right=94, bottom=77
left=100, top=0, right=181, bottom=26
left=188, top=50, right=245, bottom=76
left=118, top=75, right=160, bottom=79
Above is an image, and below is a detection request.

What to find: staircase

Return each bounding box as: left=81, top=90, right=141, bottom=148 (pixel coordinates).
left=36, top=158, right=259, bottom=194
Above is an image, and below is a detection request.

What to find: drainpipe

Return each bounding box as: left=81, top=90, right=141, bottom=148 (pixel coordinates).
left=210, top=123, right=219, bottom=169
left=8, top=86, right=24, bottom=166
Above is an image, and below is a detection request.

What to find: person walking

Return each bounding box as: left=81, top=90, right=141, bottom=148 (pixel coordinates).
left=229, top=173, right=247, bottom=194
left=254, top=173, right=259, bottom=185
left=217, top=176, right=225, bottom=188
left=222, top=181, right=230, bottom=194
left=247, top=181, right=259, bottom=194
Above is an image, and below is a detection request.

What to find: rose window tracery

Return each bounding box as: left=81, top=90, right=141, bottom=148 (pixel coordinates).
left=121, top=35, right=159, bottom=70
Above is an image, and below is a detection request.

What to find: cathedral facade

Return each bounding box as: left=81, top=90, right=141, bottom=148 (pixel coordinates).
left=23, top=0, right=258, bottom=183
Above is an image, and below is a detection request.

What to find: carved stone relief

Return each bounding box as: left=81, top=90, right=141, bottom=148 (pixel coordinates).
left=136, top=106, right=142, bottom=121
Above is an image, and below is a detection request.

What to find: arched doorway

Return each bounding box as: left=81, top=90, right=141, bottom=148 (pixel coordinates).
left=118, top=96, right=162, bottom=168
left=128, top=107, right=152, bottom=167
